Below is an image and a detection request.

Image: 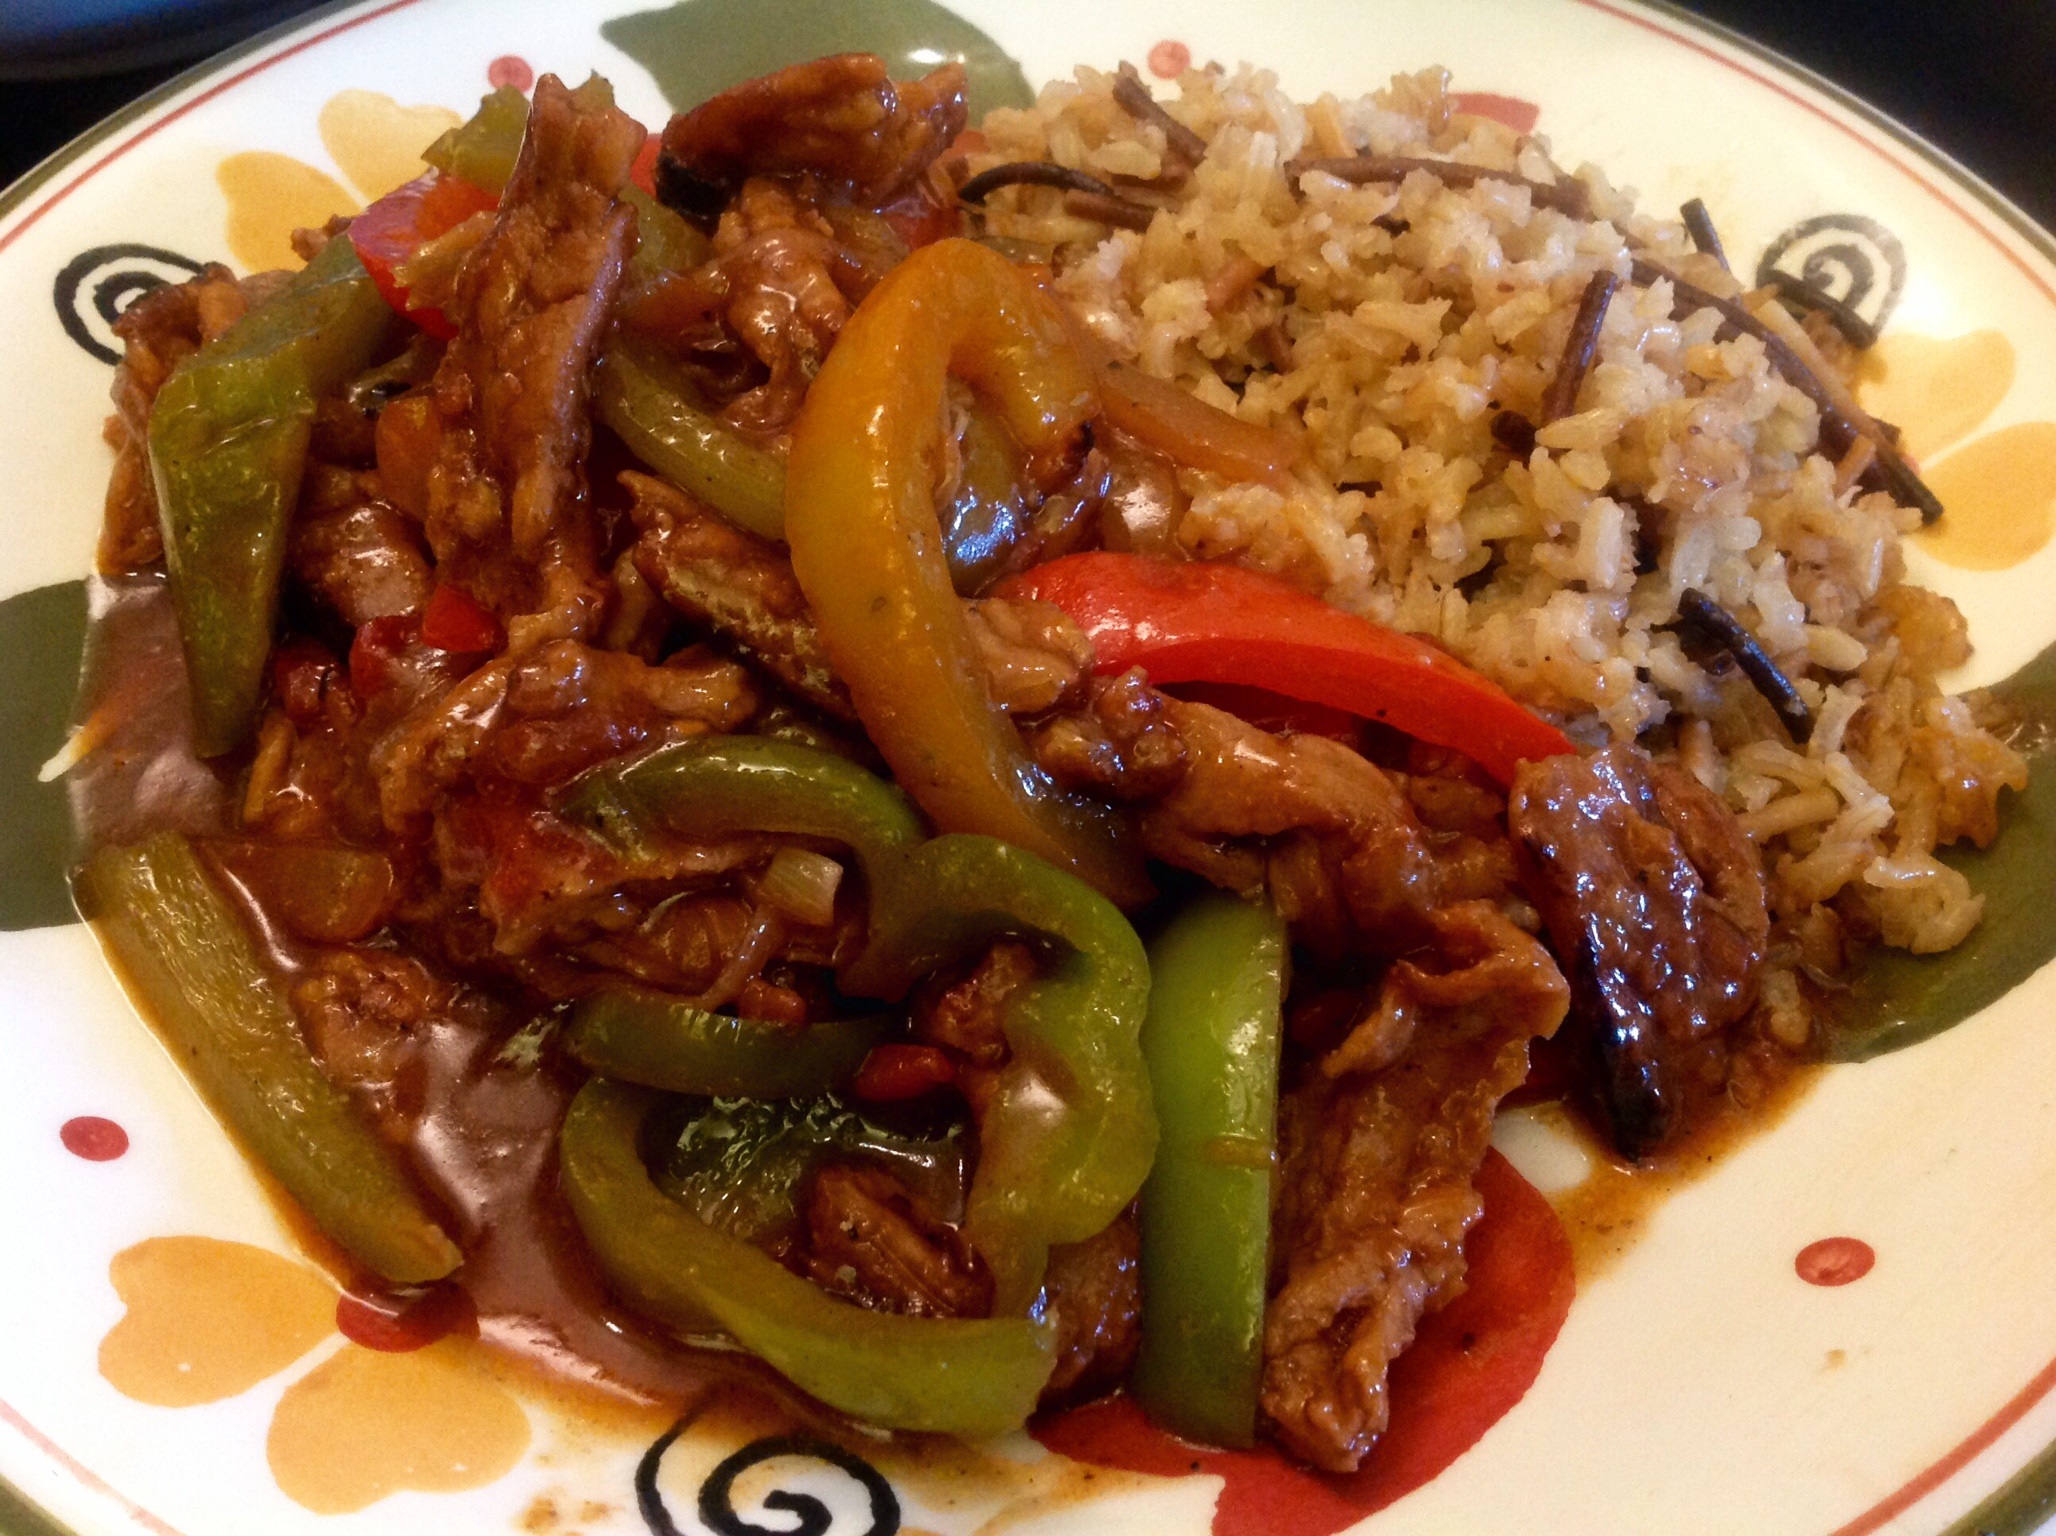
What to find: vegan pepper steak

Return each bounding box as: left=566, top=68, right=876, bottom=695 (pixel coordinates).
left=72, top=54, right=2024, bottom=1470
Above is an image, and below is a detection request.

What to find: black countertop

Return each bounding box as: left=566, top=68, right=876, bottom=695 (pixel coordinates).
left=4, top=1, right=2051, bottom=229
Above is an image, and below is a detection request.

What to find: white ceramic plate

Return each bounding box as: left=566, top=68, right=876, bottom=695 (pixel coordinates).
left=4, top=2, right=2055, bottom=1533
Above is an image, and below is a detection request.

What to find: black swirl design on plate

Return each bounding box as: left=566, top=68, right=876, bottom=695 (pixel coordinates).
left=1754, top=214, right=1906, bottom=347
left=637, top=1422, right=900, bottom=1536
left=54, top=243, right=209, bottom=364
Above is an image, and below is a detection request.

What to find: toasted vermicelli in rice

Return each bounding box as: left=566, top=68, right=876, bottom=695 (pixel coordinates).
left=959, top=63, right=2027, bottom=1021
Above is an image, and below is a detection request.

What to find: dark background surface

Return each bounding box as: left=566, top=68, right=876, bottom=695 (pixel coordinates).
left=1, top=0, right=2051, bottom=227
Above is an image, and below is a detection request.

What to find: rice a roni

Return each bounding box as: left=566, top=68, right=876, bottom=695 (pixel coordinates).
left=966, top=62, right=2027, bottom=1024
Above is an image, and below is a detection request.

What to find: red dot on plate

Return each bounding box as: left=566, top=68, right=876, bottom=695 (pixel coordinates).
left=336, top=1285, right=476, bottom=1353
left=1796, top=1236, right=1875, bottom=1287
left=487, top=54, right=534, bottom=92
left=60, top=1116, right=129, bottom=1161
left=1147, top=40, right=1191, bottom=79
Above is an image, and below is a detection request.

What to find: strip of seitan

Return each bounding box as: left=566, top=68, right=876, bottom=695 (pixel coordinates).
left=625, top=469, right=855, bottom=719
left=1261, top=902, right=1568, bottom=1471
left=423, top=74, right=645, bottom=636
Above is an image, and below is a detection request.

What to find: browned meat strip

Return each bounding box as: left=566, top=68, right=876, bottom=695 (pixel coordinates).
left=803, top=1161, right=993, bottom=1317
left=240, top=706, right=385, bottom=843
left=290, top=502, right=435, bottom=625
left=1025, top=668, right=1189, bottom=803
left=1262, top=902, right=1568, bottom=1472
left=707, top=179, right=861, bottom=435
left=628, top=473, right=1098, bottom=722
left=373, top=639, right=756, bottom=831
left=569, top=891, right=767, bottom=998
left=290, top=946, right=457, bottom=1138
left=424, top=74, right=644, bottom=632
left=911, top=937, right=1034, bottom=1069
left=908, top=935, right=1037, bottom=1124
left=493, top=638, right=757, bottom=784
left=432, top=784, right=769, bottom=963
left=1037, top=1210, right=1141, bottom=1406
left=658, top=54, right=967, bottom=213
left=1027, top=673, right=1515, bottom=954
left=1397, top=743, right=1507, bottom=837
left=1141, top=696, right=1459, bottom=953
left=624, top=470, right=855, bottom=719
left=963, top=598, right=1093, bottom=716
left=97, top=265, right=286, bottom=572
left=1510, top=742, right=1769, bottom=1157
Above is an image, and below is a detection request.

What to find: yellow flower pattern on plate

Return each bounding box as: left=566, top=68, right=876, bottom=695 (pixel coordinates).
left=267, top=1338, right=531, bottom=1515
left=1857, top=329, right=2056, bottom=571
left=99, top=1235, right=529, bottom=1513
left=217, top=89, right=460, bottom=272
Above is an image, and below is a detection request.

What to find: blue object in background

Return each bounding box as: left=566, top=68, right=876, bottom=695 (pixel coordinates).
left=0, top=0, right=328, bottom=80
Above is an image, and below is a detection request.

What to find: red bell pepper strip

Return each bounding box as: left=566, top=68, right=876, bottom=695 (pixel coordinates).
left=851, top=1043, right=958, bottom=1103
left=346, top=169, right=499, bottom=339
left=347, top=613, right=416, bottom=700
left=419, top=581, right=502, bottom=654
left=1002, top=553, right=1573, bottom=786
left=629, top=132, right=661, bottom=196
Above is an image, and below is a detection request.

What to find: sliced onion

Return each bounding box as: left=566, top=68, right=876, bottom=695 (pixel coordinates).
left=755, top=847, right=845, bottom=928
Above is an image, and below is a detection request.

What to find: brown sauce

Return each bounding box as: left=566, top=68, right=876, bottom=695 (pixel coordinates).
left=67, top=577, right=757, bottom=1419
left=1541, top=1063, right=1819, bottom=1278
left=69, top=570, right=1818, bottom=1463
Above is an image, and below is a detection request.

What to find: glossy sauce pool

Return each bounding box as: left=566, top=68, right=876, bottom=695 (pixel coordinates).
left=67, top=574, right=759, bottom=1419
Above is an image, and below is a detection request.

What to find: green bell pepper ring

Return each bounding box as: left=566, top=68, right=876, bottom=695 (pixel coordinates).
left=560, top=1080, right=1054, bottom=1437
left=560, top=734, right=926, bottom=892
left=565, top=985, right=893, bottom=1097
left=1131, top=891, right=1287, bottom=1448
left=147, top=236, right=402, bottom=755
left=77, top=834, right=461, bottom=1283
left=562, top=739, right=1158, bottom=1313
left=847, top=834, right=1157, bottom=1314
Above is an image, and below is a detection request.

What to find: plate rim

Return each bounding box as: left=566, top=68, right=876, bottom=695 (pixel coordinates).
left=3, top=3, right=2054, bottom=1534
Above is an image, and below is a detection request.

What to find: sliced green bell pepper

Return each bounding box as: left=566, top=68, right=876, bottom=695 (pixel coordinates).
left=560, top=734, right=925, bottom=883
left=846, top=833, right=1156, bottom=1314
left=422, top=84, right=528, bottom=194
left=595, top=344, right=789, bottom=543
left=565, top=984, right=892, bottom=1097
left=561, top=738, right=1158, bottom=1314
left=1130, top=891, right=1287, bottom=1448
left=560, top=1080, right=1053, bottom=1437
left=77, top=834, right=460, bottom=1283
left=623, top=184, right=712, bottom=285
left=147, top=236, right=402, bottom=755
